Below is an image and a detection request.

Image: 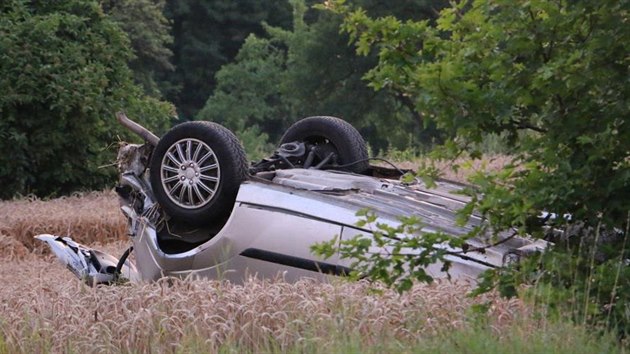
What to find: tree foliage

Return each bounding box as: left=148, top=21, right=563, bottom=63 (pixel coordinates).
left=164, top=0, right=293, bottom=119
left=316, top=0, right=630, bottom=331
left=102, top=0, right=174, bottom=98
left=196, top=33, right=290, bottom=160
left=330, top=0, right=629, bottom=229
left=0, top=0, right=174, bottom=198
left=198, top=0, right=447, bottom=155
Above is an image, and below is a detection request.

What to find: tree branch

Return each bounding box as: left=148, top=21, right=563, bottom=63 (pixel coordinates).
left=447, top=231, right=519, bottom=256
left=394, top=90, right=424, bottom=129
left=513, top=119, right=548, bottom=133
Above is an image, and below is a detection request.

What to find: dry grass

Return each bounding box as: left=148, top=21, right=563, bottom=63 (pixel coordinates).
left=0, top=190, right=535, bottom=353
left=0, top=249, right=538, bottom=353
left=0, top=181, right=622, bottom=353
left=0, top=190, right=126, bottom=253
left=389, top=154, right=513, bottom=184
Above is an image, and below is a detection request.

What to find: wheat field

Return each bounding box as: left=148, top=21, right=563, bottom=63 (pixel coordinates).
left=0, top=187, right=622, bottom=353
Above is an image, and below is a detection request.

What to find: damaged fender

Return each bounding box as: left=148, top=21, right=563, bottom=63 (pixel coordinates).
left=36, top=234, right=140, bottom=286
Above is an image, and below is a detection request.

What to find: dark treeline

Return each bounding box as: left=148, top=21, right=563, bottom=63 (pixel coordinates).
left=0, top=0, right=446, bottom=198
left=164, top=0, right=294, bottom=120
left=161, top=0, right=447, bottom=155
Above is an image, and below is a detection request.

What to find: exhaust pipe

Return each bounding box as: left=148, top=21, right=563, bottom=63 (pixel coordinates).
left=116, top=112, right=160, bottom=146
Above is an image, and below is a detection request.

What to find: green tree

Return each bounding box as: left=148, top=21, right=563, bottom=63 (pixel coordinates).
left=197, top=34, right=291, bottom=160
left=198, top=0, right=447, bottom=155
left=164, top=0, right=293, bottom=119
left=102, top=0, right=174, bottom=98
left=316, top=0, right=630, bottom=331
left=0, top=0, right=174, bottom=199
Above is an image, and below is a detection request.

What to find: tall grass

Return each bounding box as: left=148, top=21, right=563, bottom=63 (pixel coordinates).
left=0, top=190, right=126, bottom=253
left=0, top=181, right=626, bottom=353
left=0, top=251, right=622, bottom=353
left=380, top=150, right=512, bottom=184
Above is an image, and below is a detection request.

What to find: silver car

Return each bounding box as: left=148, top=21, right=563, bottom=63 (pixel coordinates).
left=38, top=113, right=544, bottom=285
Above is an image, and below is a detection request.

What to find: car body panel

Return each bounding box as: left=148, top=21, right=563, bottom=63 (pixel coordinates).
left=119, top=181, right=345, bottom=282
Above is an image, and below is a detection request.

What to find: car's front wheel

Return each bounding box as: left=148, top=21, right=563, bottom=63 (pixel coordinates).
left=149, top=121, right=248, bottom=226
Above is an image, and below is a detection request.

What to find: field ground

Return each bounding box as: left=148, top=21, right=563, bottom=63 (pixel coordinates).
left=0, top=187, right=624, bottom=352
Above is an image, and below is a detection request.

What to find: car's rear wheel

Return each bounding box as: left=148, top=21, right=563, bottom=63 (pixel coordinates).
left=279, top=116, right=369, bottom=174
left=149, top=121, right=248, bottom=226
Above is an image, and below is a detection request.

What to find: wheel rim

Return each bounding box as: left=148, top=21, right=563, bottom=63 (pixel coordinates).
left=160, top=138, right=221, bottom=209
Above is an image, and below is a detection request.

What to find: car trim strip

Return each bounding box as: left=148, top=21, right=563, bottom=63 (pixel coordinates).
left=240, top=248, right=352, bottom=276
left=239, top=202, right=372, bottom=233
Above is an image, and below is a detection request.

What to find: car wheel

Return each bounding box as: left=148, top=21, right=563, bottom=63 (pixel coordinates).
left=280, top=116, right=369, bottom=174
left=149, top=121, right=248, bottom=226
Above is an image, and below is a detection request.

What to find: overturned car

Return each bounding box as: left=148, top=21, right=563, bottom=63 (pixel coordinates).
left=38, top=113, right=544, bottom=285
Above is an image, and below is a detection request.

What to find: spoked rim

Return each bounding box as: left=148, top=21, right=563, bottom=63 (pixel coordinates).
left=160, top=138, right=221, bottom=209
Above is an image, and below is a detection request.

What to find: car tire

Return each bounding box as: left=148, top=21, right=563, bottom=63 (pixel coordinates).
left=149, top=121, right=248, bottom=226
left=280, top=116, right=369, bottom=174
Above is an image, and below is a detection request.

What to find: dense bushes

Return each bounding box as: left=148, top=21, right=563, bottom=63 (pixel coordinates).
left=0, top=0, right=173, bottom=198
left=319, top=0, right=630, bottom=333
